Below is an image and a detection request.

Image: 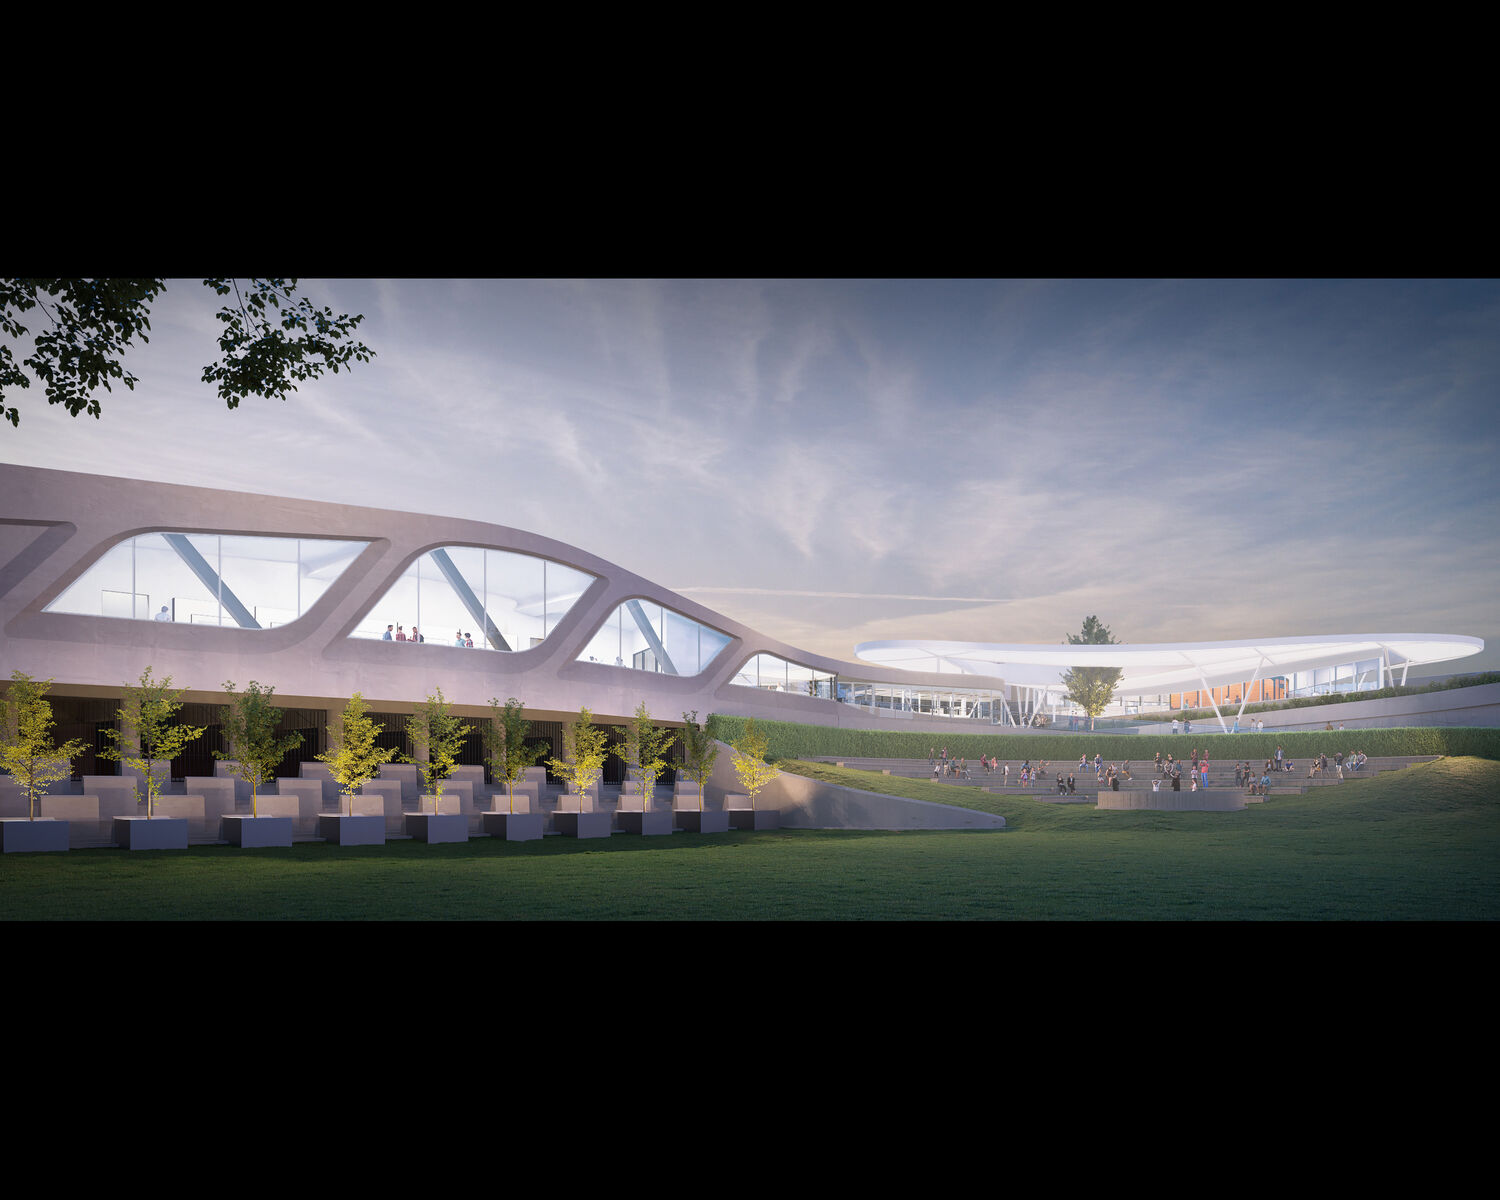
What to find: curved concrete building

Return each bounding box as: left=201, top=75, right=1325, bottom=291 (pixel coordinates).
left=856, top=634, right=1485, bottom=729
left=2, top=464, right=1484, bottom=746
left=0, top=464, right=1007, bottom=738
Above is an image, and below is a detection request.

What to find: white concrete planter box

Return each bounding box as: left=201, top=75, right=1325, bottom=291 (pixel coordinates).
left=616, top=810, right=673, bottom=836
left=222, top=815, right=294, bottom=847
left=418, top=794, right=463, bottom=816
left=113, top=817, right=189, bottom=850
left=553, top=812, right=612, bottom=839
left=405, top=813, right=468, bottom=843
left=676, top=811, right=730, bottom=834
left=318, top=814, right=386, bottom=845
left=0, top=817, right=70, bottom=853
left=482, top=812, right=545, bottom=841
left=728, top=809, right=779, bottom=831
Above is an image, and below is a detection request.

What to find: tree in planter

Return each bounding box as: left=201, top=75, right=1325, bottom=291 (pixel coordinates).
left=216, top=680, right=304, bottom=819
left=481, top=696, right=547, bottom=814
left=679, top=710, right=721, bottom=812
left=98, top=667, right=207, bottom=818
left=548, top=705, right=609, bottom=802
left=402, top=687, right=468, bottom=808
left=1061, top=615, right=1123, bottom=732
left=0, top=671, right=88, bottom=821
left=316, top=692, right=398, bottom=816
left=729, top=718, right=779, bottom=812
left=611, top=701, right=677, bottom=811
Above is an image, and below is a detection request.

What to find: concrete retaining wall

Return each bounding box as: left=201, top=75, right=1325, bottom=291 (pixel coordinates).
left=706, top=741, right=1004, bottom=831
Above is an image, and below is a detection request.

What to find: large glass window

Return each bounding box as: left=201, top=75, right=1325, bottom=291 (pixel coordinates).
left=730, top=653, right=836, bottom=698
left=351, top=547, right=595, bottom=650
left=47, top=533, right=368, bottom=627
left=575, top=600, right=730, bottom=675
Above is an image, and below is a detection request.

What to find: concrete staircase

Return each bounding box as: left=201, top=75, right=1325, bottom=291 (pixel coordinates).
left=806, top=754, right=1440, bottom=804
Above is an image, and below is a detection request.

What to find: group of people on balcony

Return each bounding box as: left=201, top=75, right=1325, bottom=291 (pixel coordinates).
left=379, top=624, right=477, bottom=647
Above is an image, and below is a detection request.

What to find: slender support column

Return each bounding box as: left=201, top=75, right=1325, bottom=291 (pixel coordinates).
left=1182, top=652, right=1228, bottom=733
left=625, top=600, right=677, bottom=675
left=161, top=534, right=259, bottom=629
left=428, top=548, right=511, bottom=651
left=1236, top=653, right=1269, bottom=721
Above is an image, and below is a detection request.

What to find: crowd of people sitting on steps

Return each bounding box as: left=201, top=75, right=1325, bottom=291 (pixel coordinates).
left=926, top=740, right=1369, bottom=797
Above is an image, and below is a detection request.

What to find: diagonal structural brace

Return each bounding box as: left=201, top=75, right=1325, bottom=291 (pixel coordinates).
left=626, top=599, right=677, bottom=675
left=428, top=549, right=511, bottom=651
left=162, top=534, right=260, bottom=629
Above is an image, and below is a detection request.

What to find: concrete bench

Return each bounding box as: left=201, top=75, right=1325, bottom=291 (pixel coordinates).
left=359, top=780, right=405, bottom=833
left=42, top=795, right=103, bottom=846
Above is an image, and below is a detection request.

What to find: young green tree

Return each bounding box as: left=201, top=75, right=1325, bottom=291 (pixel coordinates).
left=1, top=671, right=88, bottom=820
left=548, top=705, right=609, bottom=800
left=216, top=680, right=304, bottom=819
left=611, top=701, right=677, bottom=812
left=316, top=692, right=398, bottom=816
left=679, top=710, right=721, bottom=812
left=402, top=687, right=468, bottom=804
left=98, top=667, right=207, bottom=818
left=1060, top=615, right=1123, bottom=732
left=729, top=718, right=779, bottom=812
left=1, top=278, right=374, bottom=430
left=481, top=696, right=547, bottom=814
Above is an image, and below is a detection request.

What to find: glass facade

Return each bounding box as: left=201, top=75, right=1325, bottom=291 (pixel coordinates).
left=575, top=600, right=730, bottom=675
left=836, top=680, right=999, bottom=721
left=730, top=653, right=838, bottom=698
left=46, top=533, right=368, bottom=627
left=352, top=547, right=596, bottom=650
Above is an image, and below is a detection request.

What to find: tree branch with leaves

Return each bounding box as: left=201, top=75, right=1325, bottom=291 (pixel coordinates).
left=481, top=696, right=546, bottom=814
left=549, top=706, right=608, bottom=801
left=216, top=680, right=304, bottom=819
left=611, top=701, right=676, bottom=812
left=402, top=687, right=468, bottom=806
left=1060, top=615, right=1124, bottom=731
left=679, top=710, right=720, bottom=811
left=1, top=671, right=88, bottom=820
left=729, top=718, right=779, bottom=812
left=1, top=277, right=373, bottom=429
left=316, top=692, right=398, bottom=816
left=98, top=667, right=206, bottom=817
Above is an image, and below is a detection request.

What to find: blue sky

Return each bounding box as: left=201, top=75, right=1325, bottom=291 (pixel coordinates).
left=3, top=278, right=1495, bottom=674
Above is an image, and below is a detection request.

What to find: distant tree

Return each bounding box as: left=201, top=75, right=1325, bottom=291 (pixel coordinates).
left=98, top=667, right=207, bottom=818
left=679, top=710, right=721, bottom=810
left=316, top=692, right=397, bottom=816
left=729, top=719, right=779, bottom=812
left=611, top=701, right=677, bottom=812
left=0, top=278, right=374, bottom=430
left=1061, top=615, right=1123, bottom=731
left=481, top=696, right=547, bottom=814
left=216, top=680, right=304, bottom=820
left=549, top=706, right=608, bottom=799
left=0, top=671, right=88, bottom=821
left=402, top=687, right=468, bottom=804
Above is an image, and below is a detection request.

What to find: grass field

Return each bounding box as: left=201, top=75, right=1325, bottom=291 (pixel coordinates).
left=2, top=757, right=1496, bottom=920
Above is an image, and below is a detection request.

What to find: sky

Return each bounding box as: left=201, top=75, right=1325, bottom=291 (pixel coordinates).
left=2, top=278, right=1496, bottom=677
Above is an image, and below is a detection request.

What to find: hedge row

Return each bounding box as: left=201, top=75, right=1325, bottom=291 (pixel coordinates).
left=709, top=715, right=1500, bottom=763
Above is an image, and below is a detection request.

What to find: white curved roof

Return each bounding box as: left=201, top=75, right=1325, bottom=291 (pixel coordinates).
left=854, top=634, right=1485, bottom=693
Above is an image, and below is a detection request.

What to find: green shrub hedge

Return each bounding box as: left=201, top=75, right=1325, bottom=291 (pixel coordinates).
left=709, top=715, right=1500, bottom=763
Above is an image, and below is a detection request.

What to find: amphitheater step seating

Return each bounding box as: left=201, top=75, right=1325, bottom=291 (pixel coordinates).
left=808, top=755, right=1438, bottom=804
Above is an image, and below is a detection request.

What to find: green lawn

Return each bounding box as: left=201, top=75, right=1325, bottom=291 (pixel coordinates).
left=3, top=757, right=1497, bottom=920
